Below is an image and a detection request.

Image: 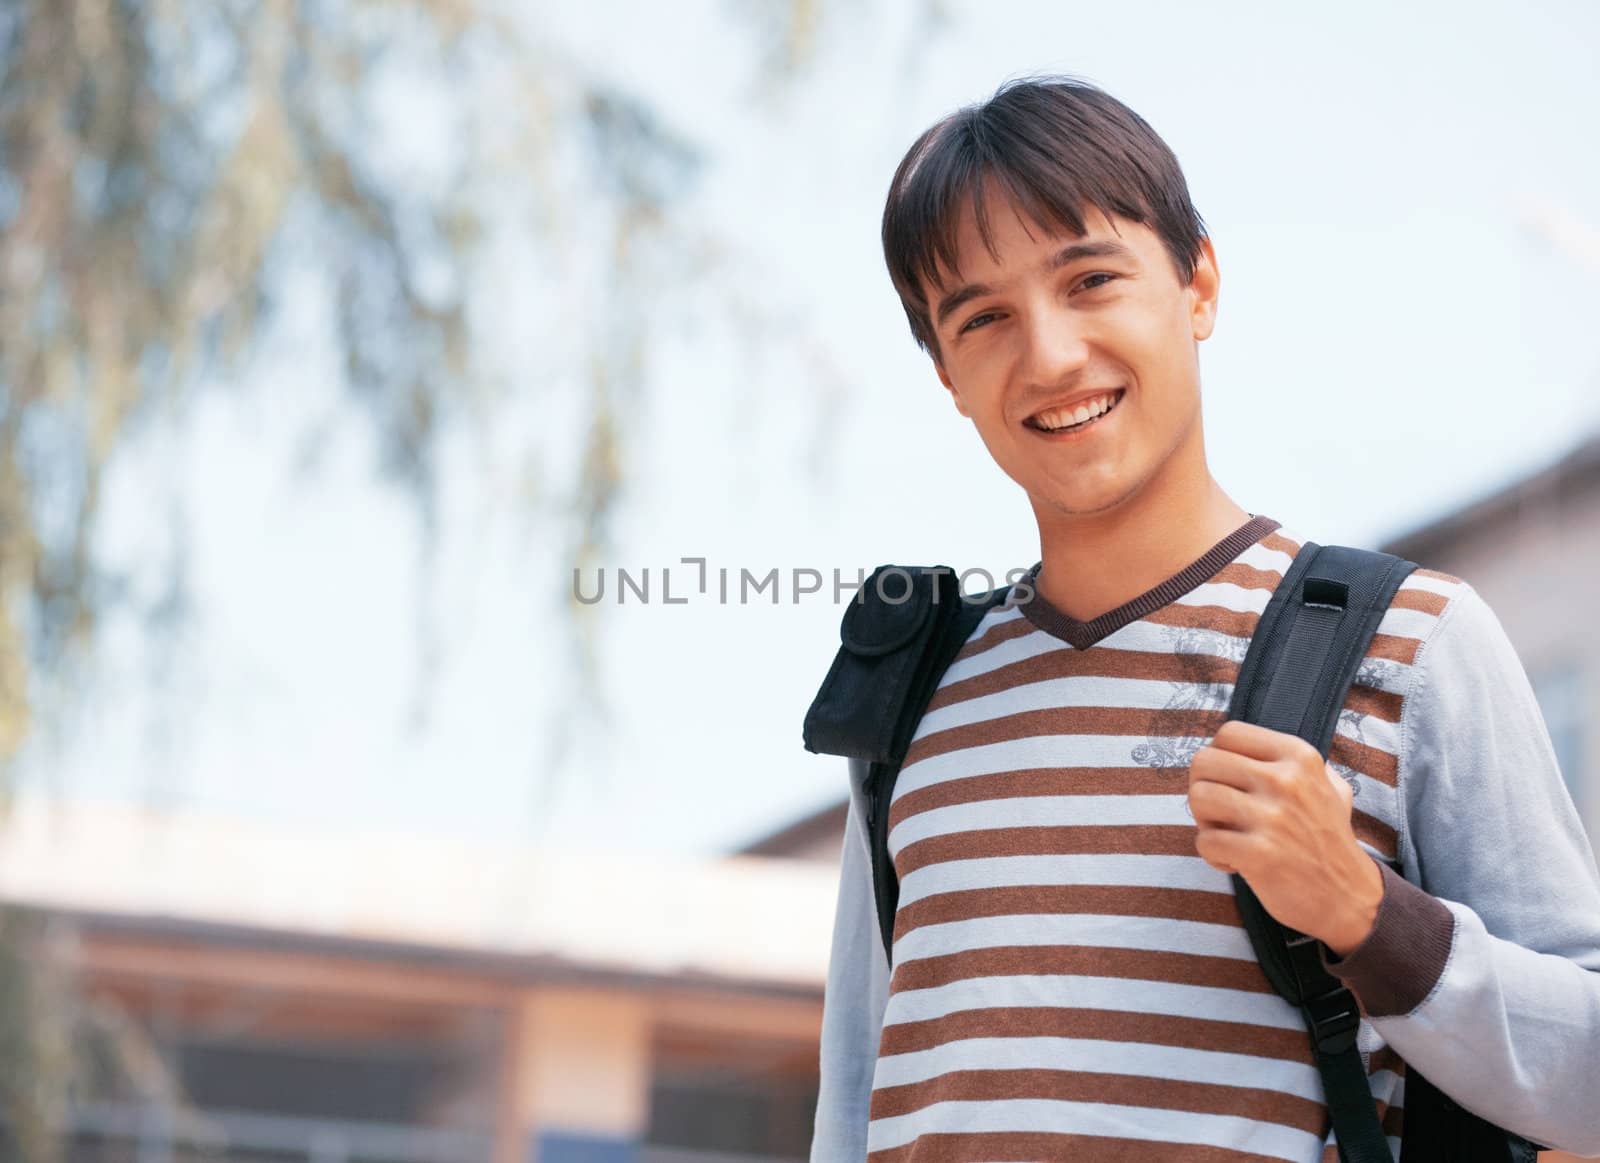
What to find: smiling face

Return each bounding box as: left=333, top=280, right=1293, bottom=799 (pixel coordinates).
left=925, top=185, right=1221, bottom=524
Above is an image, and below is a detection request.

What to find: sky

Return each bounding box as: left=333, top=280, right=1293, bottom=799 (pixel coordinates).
left=30, top=0, right=1600, bottom=859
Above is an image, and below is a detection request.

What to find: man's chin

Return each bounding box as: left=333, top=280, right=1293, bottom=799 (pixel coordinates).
left=1026, top=477, right=1141, bottom=521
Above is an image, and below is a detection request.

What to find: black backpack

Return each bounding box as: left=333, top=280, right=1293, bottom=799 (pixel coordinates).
left=802, top=543, right=1542, bottom=1163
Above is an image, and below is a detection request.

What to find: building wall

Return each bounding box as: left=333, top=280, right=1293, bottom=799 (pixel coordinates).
left=59, top=924, right=822, bottom=1163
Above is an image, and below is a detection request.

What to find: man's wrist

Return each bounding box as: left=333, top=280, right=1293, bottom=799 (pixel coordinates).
left=1318, top=849, right=1385, bottom=957
left=1316, top=859, right=1457, bottom=1017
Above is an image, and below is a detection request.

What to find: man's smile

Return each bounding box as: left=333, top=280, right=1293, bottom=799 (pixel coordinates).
left=1023, top=387, right=1126, bottom=437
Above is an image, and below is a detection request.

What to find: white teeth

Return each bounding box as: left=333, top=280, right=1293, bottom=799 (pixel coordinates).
left=1034, top=391, right=1119, bottom=431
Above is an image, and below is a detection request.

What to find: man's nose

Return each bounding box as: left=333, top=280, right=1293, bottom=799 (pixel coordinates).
left=1019, top=307, right=1091, bottom=388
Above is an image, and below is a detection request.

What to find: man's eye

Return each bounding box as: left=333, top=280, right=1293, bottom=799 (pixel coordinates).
left=960, top=311, right=998, bottom=334
left=1076, top=272, right=1116, bottom=293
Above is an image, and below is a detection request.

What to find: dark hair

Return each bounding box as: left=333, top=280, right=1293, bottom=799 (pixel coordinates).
left=882, top=75, right=1209, bottom=353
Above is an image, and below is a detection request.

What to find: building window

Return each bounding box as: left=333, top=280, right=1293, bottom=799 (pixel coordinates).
left=646, top=1028, right=817, bottom=1161
left=1532, top=662, right=1587, bottom=815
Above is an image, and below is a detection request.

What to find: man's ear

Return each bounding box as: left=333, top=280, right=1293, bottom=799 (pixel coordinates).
left=934, top=359, right=971, bottom=418
left=1189, top=236, right=1221, bottom=342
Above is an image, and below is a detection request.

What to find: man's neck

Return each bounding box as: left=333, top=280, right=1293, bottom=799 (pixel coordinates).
left=1030, top=481, right=1253, bottom=624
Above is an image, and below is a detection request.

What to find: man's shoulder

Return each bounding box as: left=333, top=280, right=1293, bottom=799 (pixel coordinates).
left=1268, top=524, right=1474, bottom=643
left=1374, top=567, right=1480, bottom=695
left=1388, top=565, right=1473, bottom=623
left=1266, top=523, right=1460, bottom=582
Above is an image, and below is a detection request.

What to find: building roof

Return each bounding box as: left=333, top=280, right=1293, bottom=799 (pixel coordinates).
left=735, top=798, right=847, bottom=859
left=1380, top=431, right=1600, bottom=560
left=0, top=796, right=837, bottom=993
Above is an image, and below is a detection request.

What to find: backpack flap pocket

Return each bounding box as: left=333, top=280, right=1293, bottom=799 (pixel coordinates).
left=802, top=565, right=957, bottom=764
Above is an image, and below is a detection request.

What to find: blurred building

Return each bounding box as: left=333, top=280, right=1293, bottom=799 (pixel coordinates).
left=734, top=805, right=846, bottom=866
left=0, top=799, right=836, bottom=1163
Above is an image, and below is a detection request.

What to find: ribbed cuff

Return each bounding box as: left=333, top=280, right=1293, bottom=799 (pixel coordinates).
left=1319, top=859, right=1456, bottom=1017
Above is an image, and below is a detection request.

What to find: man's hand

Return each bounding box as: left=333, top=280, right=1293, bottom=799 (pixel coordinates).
left=1187, top=720, right=1383, bottom=956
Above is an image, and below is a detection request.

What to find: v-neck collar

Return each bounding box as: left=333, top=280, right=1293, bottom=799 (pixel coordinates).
left=1018, top=514, right=1281, bottom=650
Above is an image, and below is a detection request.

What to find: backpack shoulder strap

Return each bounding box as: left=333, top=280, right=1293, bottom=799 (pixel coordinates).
left=1229, top=542, right=1414, bottom=750
left=1229, top=541, right=1415, bottom=1163
left=803, top=564, right=1010, bottom=962
left=1238, top=544, right=1544, bottom=1163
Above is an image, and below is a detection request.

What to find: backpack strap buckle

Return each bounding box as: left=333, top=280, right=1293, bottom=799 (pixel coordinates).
left=1303, top=983, right=1361, bottom=1055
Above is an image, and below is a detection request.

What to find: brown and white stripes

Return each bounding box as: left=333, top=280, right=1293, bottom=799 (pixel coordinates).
left=865, top=519, right=1466, bottom=1162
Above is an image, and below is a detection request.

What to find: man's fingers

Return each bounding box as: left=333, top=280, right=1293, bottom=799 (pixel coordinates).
left=1211, top=720, right=1315, bottom=765
left=1194, top=826, right=1249, bottom=874
left=1189, top=743, right=1269, bottom=793
left=1188, top=779, right=1253, bottom=830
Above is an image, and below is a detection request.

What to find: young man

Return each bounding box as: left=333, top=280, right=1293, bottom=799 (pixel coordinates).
left=810, top=77, right=1600, bottom=1162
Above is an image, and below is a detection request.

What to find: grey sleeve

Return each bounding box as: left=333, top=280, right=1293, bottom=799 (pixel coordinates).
left=1322, top=581, right=1600, bottom=1155
left=810, top=763, right=891, bottom=1163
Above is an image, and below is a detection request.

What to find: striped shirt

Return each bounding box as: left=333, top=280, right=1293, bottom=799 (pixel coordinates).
left=865, top=515, right=1468, bottom=1162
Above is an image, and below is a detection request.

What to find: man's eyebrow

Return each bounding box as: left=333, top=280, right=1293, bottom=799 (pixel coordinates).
left=933, top=240, right=1138, bottom=330
left=1047, top=239, right=1138, bottom=270
left=934, top=282, right=993, bottom=329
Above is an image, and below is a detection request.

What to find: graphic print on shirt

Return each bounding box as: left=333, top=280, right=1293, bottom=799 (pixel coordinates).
left=1130, top=620, right=1246, bottom=773
left=864, top=522, right=1467, bottom=1163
